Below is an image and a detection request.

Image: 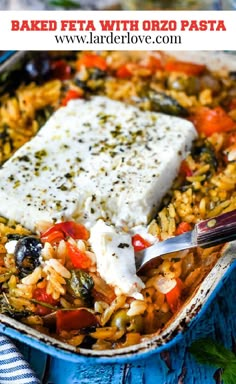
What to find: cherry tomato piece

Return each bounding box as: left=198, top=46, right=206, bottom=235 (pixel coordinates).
left=175, top=222, right=192, bottom=235
left=164, top=60, right=206, bottom=76
left=66, top=242, right=92, bottom=269
left=116, top=64, right=133, bottom=79
left=41, top=221, right=89, bottom=244
left=165, top=278, right=184, bottom=313
left=190, top=106, right=235, bottom=137
left=61, top=89, right=83, bottom=106
left=179, top=160, right=193, bottom=177
left=51, top=59, right=72, bottom=80
left=33, top=287, right=58, bottom=316
left=76, top=53, right=107, bottom=71
left=132, top=234, right=151, bottom=252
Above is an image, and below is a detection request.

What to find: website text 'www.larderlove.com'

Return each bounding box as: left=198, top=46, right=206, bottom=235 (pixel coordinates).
left=54, top=31, right=182, bottom=46
left=3, top=13, right=230, bottom=50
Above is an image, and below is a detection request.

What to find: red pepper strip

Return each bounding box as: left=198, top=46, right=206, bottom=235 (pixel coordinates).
left=132, top=234, right=151, bottom=252
left=164, top=59, right=206, bottom=76
left=61, top=89, right=83, bottom=106
left=179, top=160, right=192, bottom=178
left=143, top=55, right=163, bottom=72
left=165, top=278, right=184, bottom=313
left=50, top=59, right=72, bottom=80
left=116, top=63, right=133, bottom=79
left=33, top=287, right=58, bottom=316
left=56, top=308, right=98, bottom=333
left=190, top=106, right=235, bottom=137
left=175, top=222, right=192, bottom=236
left=66, top=242, right=92, bottom=269
left=41, top=230, right=65, bottom=245
left=41, top=221, right=89, bottom=244
left=76, top=53, right=107, bottom=71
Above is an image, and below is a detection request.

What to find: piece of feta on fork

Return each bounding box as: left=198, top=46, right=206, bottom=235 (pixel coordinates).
left=89, top=219, right=145, bottom=298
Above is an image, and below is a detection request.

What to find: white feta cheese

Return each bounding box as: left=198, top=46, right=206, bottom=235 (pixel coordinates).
left=89, top=219, right=144, bottom=297
left=0, top=96, right=197, bottom=232
left=4, top=240, right=18, bottom=255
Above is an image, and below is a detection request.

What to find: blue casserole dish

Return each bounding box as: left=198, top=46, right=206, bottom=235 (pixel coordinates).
left=0, top=51, right=235, bottom=367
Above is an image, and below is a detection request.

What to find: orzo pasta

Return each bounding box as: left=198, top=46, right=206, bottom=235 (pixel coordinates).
left=0, top=51, right=236, bottom=350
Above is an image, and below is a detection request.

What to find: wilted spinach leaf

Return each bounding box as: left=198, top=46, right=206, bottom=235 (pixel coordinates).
left=68, top=269, right=94, bottom=306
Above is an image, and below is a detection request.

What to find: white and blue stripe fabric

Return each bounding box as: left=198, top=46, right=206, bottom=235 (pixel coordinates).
left=0, top=334, right=40, bottom=384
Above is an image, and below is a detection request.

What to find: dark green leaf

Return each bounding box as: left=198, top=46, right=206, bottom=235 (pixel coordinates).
left=48, top=0, right=80, bottom=9
left=30, top=299, right=57, bottom=311
left=222, top=365, right=236, bottom=384
left=140, top=90, right=188, bottom=116
left=35, top=106, right=54, bottom=128
left=189, top=338, right=236, bottom=369
left=67, top=269, right=94, bottom=305
left=0, top=295, right=32, bottom=319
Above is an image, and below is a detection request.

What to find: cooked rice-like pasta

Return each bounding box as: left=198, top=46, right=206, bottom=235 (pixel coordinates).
left=0, top=51, right=236, bottom=350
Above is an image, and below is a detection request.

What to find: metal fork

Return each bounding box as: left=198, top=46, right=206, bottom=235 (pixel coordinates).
left=136, top=209, right=236, bottom=272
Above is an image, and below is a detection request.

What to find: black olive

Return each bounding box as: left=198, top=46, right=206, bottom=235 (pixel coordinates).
left=14, top=236, right=43, bottom=277
left=74, top=78, right=91, bottom=92
left=79, top=335, right=96, bottom=349
left=7, top=233, right=25, bottom=241
left=25, top=54, right=51, bottom=83
left=89, top=68, right=106, bottom=80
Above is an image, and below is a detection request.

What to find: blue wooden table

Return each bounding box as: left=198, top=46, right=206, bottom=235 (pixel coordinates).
left=13, top=265, right=236, bottom=384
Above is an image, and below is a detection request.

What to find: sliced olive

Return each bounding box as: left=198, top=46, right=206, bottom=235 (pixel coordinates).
left=110, top=309, right=144, bottom=333
left=168, top=75, right=200, bottom=95
left=147, top=91, right=188, bottom=116
left=14, top=236, right=43, bottom=277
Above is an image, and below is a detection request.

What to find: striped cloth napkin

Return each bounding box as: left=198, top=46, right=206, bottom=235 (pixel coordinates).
left=0, top=334, right=40, bottom=384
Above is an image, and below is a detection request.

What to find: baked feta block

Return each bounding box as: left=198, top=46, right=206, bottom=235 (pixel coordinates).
left=0, top=96, right=197, bottom=231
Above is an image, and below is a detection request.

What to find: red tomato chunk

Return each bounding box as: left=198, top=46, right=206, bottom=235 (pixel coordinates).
left=56, top=309, right=98, bottom=333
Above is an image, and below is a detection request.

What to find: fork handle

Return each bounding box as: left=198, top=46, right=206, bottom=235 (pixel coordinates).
left=196, top=209, right=236, bottom=248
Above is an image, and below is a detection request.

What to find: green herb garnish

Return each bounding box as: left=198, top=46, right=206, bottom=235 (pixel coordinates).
left=30, top=299, right=58, bottom=311
left=189, top=338, right=236, bottom=384
left=48, top=0, right=80, bottom=9
left=0, top=293, right=32, bottom=319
